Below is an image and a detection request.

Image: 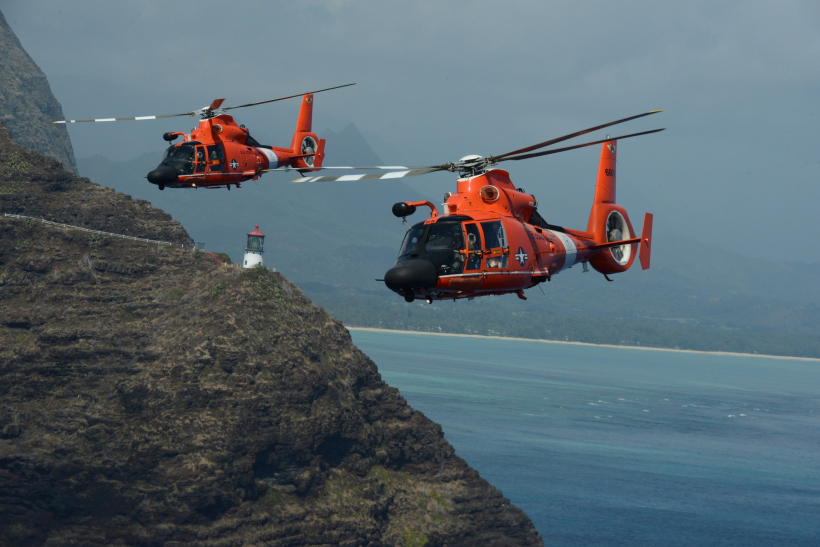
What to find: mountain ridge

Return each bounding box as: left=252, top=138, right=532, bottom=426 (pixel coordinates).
left=0, top=10, right=77, bottom=174
left=0, top=122, right=542, bottom=545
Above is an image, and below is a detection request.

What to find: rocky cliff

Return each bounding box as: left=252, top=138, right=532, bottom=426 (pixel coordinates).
left=0, top=124, right=542, bottom=546
left=0, top=10, right=78, bottom=175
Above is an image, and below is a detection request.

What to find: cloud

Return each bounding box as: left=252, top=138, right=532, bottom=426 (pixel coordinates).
left=2, top=0, right=818, bottom=259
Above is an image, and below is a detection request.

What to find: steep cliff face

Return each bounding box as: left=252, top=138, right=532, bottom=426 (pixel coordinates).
left=0, top=127, right=542, bottom=545
left=0, top=10, right=78, bottom=175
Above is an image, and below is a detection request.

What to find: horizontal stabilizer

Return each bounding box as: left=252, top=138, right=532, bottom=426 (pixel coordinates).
left=586, top=237, right=642, bottom=251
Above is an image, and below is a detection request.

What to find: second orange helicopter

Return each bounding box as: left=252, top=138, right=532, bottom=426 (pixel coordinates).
left=55, top=84, right=355, bottom=190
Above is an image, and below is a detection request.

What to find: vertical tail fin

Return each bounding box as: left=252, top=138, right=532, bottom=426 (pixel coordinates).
left=291, top=94, right=314, bottom=150
left=593, top=139, right=617, bottom=205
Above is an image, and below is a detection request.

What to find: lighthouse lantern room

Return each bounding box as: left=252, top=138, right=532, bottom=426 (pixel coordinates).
left=243, top=224, right=265, bottom=268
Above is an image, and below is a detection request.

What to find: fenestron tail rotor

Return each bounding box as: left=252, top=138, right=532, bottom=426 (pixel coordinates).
left=284, top=111, right=664, bottom=183
left=53, top=83, right=356, bottom=124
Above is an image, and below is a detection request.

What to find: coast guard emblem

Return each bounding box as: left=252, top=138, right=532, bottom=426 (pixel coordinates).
left=515, top=247, right=528, bottom=266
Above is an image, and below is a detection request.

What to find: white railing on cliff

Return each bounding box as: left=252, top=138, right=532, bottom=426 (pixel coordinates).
left=2, top=213, right=190, bottom=248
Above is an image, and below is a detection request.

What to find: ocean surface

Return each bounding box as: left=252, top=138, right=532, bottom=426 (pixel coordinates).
left=350, top=330, right=820, bottom=547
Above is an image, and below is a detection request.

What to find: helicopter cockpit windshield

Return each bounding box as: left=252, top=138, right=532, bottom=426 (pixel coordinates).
left=397, top=220, right=467, bottom=275
left=163, top=144, right=194, bottom=162
left=161, top=143, right=197, bottom=175
left=398, top=223, right=426, bottom=257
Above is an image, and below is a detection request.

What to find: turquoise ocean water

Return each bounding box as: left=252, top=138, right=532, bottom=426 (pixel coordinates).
left=350, top=330, right=820, bottom=546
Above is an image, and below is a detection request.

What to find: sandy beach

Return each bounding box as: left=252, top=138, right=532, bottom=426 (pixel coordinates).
left=346, top=327, right=820, bottom=362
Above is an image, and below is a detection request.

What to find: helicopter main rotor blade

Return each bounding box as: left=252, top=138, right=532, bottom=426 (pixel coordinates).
left=222, top=83, right=356, bottom=112
left=489, top=110, right=663, bottom=161
left=53, top=112, right=194, bottom=124
left=497, top=128, right=665, bottom=162
left=54, top=84, right=355, bottom=124
left=263, top=165, right=436, bottom=173
left=292, top=168, right=445, bottom=183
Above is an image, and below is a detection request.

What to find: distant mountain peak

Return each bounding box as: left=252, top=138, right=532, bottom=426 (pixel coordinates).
left=0, top=9, right=78, bottom=174
left=320, top=122, right=384, bottom=166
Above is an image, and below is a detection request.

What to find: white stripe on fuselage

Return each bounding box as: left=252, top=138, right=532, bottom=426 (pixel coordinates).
left=257, top=148, right=279, bottom=168
left=547, top=230, right=577, bottom=270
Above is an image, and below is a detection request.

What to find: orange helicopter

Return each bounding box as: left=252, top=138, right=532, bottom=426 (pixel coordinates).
left=54, top=84, right=355, bottom=190
left=280, top=111, right=663, bottom=302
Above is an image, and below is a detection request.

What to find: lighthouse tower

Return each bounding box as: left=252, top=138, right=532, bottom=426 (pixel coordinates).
left=243, top=225, right=265, bottom=268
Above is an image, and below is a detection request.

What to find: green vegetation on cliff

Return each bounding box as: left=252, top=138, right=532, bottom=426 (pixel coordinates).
left=0, top=124, right=542, bottom=545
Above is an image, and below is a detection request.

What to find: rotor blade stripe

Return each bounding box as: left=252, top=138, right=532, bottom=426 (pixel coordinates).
left=54, top=112, right=194, bottom=124
left=54, top=115, right=171, bottom=123
left=381, top=171, right=413, bottom=179
left=263, top=165, right=423, bottom=172
left=291, top=168, right=443, bottom=183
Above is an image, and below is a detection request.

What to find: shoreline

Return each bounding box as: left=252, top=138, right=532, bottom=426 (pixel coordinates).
left=346, top=327, right=820, bottom=362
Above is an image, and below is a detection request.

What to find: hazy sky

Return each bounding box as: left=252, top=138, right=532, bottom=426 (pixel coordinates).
left=3, top=1, right=818, bottom=260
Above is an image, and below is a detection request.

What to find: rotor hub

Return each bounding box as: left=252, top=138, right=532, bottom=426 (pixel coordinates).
left=453, top=155, right=490, bottom=176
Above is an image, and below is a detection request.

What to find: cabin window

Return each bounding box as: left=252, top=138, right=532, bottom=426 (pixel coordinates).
left=207, top=145, right=224, bottom=172
left=465, top=223, right=482, bottom=270
left=481, top=221, right=507, bottom=249
left=481, top=221, right=508, bottom=268
left=194, top=146, right=207, bottom=174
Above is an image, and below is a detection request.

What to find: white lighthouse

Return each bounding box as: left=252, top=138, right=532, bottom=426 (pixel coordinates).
left=243, top=224, right=265, bottom=268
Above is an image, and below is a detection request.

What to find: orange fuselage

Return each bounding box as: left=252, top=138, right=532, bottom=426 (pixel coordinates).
left=147, top=95, right=322, bottom=189
left=386, top=141, right=652, bottom=302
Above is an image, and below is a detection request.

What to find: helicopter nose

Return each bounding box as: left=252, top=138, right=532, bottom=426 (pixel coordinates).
left=147, top=165, right=178, bottom=185
left=384, top=259, right=438, bottom=293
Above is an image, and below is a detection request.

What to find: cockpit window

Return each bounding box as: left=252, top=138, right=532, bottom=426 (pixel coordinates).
left=398, top=223, right=425, bottom=257
left=161, top=144, right=196, bottom=175
left=165, top=144, right=195, bottom=161
left=425, top=223, right=465, bottom=251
